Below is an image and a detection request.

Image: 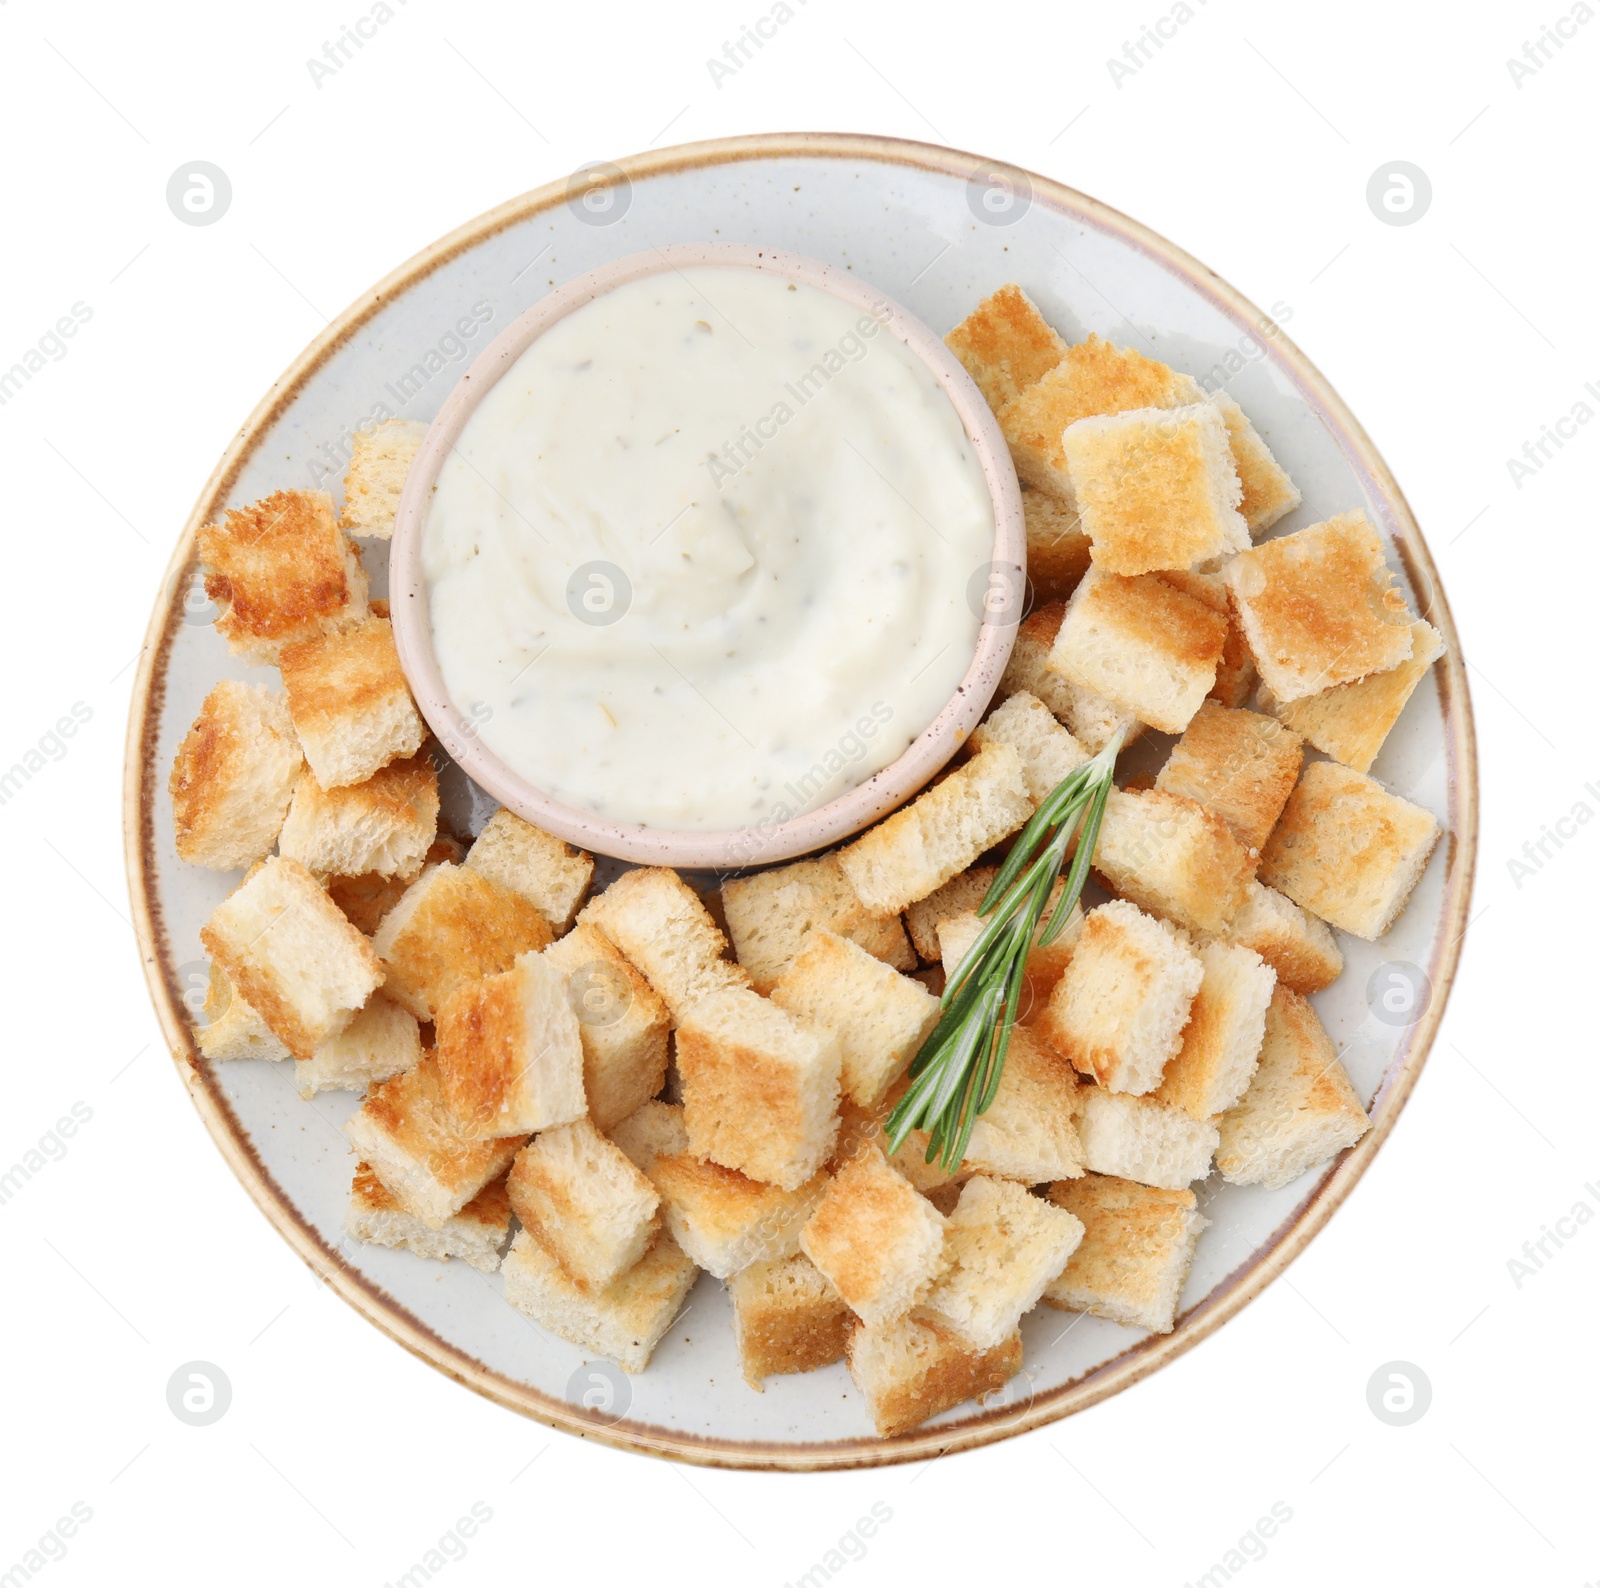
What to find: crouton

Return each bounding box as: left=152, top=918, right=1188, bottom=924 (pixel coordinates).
left=770, top=931, right=940, bottom=1108
left=944, top=283, right=1069, bottom=412
left=1160, top=568, right=1259, bottom=709
left=837, top=743, right=1032, bottom=915
left=463, top=808, right=593, bottom=933
left=937, top=895, right=1082, bottom=1027
left=277, top=756, right=439, bottom=882
left=1219, top=880, right=1344, bottom=994
left=1155, top=702, right=1303, bottom=852
left=650, top=1152, right=828, bottom=1277
left=922, top=1176, right=1084, bottom=1349
left=1022, top=488, right=1092, bottom=598
left=1152, top=939, right=1276, bottom=1120
left=1259, top=761, right=1442, bottom=939
left=197, top=489, right=368, bottom=663
left=1063, top=402, right=1249, bottom=575
left=1036, top=900, right=1203, bottom=1095
left=327, top=834, right=464, bottom=937
left=1261, top=619, right=1444, bottom=774
left=729, top=1254, right=853, bottom=1388
left=372, top=862, right=552, bottom=1020
left=340, top=417, right=426, bottom=538
left=970, top=692, right=1089, bottom=807
left=170, top=681, right=304, bottom=869
left=501, top=1226, right=697, bottom=1373
left=1223, top=511, right=1414, bottom=701
left=1041, top=1174, right=1207, bottom=1332
left=677, top=987, right=841, bottom=1189
left=1216, top=988, right=1371, bottom=1188
left=295, top=992, right=421, bottom=1098
left=200, top=855, right=383, bottom=1058
left=958, top=1024, right=1087, bottom=1182
left=433, top=951, right=586, bottom=1139
left=999, top=601, right=1139, bottom=754
left=847, top=1311, right=1024, bottom=1437
left=1209, top=392, right=1300, bottom=534
left=195, top=963, right=289, bottom=1062
left=345, top=1161, right=510, bottom=1271
left=608, top=1100, right=689, bottom=1179
left=1077, top=1090, right=1218, bottom=1190
left=905, top=866, right=996, bottom=962
left=1046, top=568, right=1228, bottom=734
left=343, top=1055, right=525, bottom=1226
left=1093, top=787, right=1257, bottom=936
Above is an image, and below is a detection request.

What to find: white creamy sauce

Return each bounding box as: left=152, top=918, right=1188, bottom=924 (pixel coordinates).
left=422, top=265, right=994, bottom=831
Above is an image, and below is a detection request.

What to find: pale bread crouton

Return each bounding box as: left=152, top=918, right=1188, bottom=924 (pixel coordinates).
left=277, top=755, right=438, bottom=882
left=905, top=865, right=998, bottom=962
left=922, top=1175, right=1085, bottom=1349
left=1046, top=568, right=1228, bottom=734
left=799, top=1147, right=947, bottom=1326
left=650, top=1153, right=828, bottom=1277
left=1215, top=988, right=1371, bottom=1188
left=197, top=489, right=368, bottom=663
left=371, top=862, right=552, bottom=1020
left=327, top=834, right=463, bottom=937
left=508, top=1118, right=660, bottom=1289
left=1155, top=701, right=1304, bottom=852
left=1041, top=1173, right=1207, bottom=1333
left=345, top=1161, right=510, bottom=1272
left=1160, top=568, right=1259, bottom=709
left=1218, top=880, right=1343, bottom=994
left=970, top=692, right=1089, bottom=807
left=1036, top=900, right=1203, bottom=1095
left=846, top=1311, right=1023, bottom=1437
left=1152, top=939, right=1276, bottom=1120
left=1063, top=402, right=1249, bottom=575
left=200, top=855, right=383, bottom=1058
left=196, top=963, right=290, bottom=1062
left=770, top=931, right=940, bottom=1107
left=944, top=283, right=1069, bottom=412
left=294, top=992, right=421, bottom=1098
left=464, top=808, right=593, bottom=932
left=1223, top=511, right=1414, bottom=701
left=340, top=418, right=426, bottom=538
left=837, top=742, right=1032, bottom=915
left=677, top=987, right=841, bottom=1189
left=1022, top=488, right=1092, bottom=599
left=433, top=951, right=586, bottom=1139
left=1077, top=1090, right=1219, bottom=1190
left=999, top=601, right=1139, bottom=753
left=343, top=1055, right=525, bottom=1227
left=1259, top=761, right=1441, bottom=939
left=1209, top=392, right=1300, bottom=534
left=729, top=1255, right=853, bottom=1389
left=957, top=1024, right=1087, bottom=1183
left=501, top=1225, right=697, bottom=1373
left=170, top=681, right=303, bottom=869
left=608, top=1100, right=689, bottom=1179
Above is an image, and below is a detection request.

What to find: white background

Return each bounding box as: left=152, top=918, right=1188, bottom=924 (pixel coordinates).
left=1, top=0, right=1594, bottom=1583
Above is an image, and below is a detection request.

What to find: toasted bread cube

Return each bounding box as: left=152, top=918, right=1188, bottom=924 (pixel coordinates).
left=1161, top=568, right=1259, bottom=709
left=1022, top=488, right=1092, bottom=598
left=650, top=1153, right=827, bottom=1277
left=838, top=743, right=1032, bottom=915
left=1041, top=1173, right=1207, bottom=1333
left=1219, top=880, right=1343, bottom=994
left=327, top=834, right=463, bottom=937
left=295, top=992, right=421, bottom=1098
left=677, top=988, right=841, bottom=1189
left=1093, top=787, right=1257, bottom=936
left=1047, top=569, right=1228, bottom=734
left=196, top=963, right=290, bottom=1062
left=464, top=809, right=593, bottom=933
left=170, top=681, right=304, bottom=869
left=433, top=951, right=586, bottom=1139
left=343, top=1055, right=525, bottom=1226
left=1210, top=392, right=1300, bottom=534
left=542, top=925, right=670, bottom=1129
left=847, top=1310, right=1024, bottom=1437
left=1077, top=1090, right=1218, bottom=1190
left=501, top=1225, right=697, bottom=1373
left=938, top=893, right=1082, bottom=1027
left=1262, top=619, right=1444, bottom=774
left=970, top=692, right=1089, bottom=808
left=346, top=1161, right=510, bottom=1271
left=340, top=418, right=426, bottom=538
left=730, top=1254, right=853, bottom=1388
left=800, top=1148, right=946, bottom=1325
left=944, top=283, right=1069, bottom=411
left=1259, top=761, right=1442, bottom=939
left=1152, top=939, right=1275, bottom=1120
left=198, top=489, right=368, bottom=663
left=770, top=931, right=940, bottom=1108
left=1224, top=511, right=1414, bottom=701
left=1063, top=402, right=1249, bottom=575
left=372, top=862, right=552, bottom=1020
left=508, top=1118, right=660, bottom=1289
left=958, top=1025, right=1087, bottom=1182
left=608, top=1100, right=689, bottom=1179
left=200, top=856, right=383, bottom=1057
left=905, top=866, right=998, bottom=962
left=1216, top=988, right=1371, bottom=1188
left=583, top=867, right=749, bottom=1020
left=1037, top=900, right=1203, bottom=1095
left=1155, top=702, right=1304, bottom=853
left=277, top=756, right=438, bottom=882
left=923, top=1176, right=1084, bottom=1349
left=998, top=335, right=1204, bottom=502
left=999, top=600, right=1140, bottom=754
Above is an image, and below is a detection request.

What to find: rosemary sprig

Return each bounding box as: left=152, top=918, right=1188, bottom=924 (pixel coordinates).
left=884, top=726, right=1126, bottom=1172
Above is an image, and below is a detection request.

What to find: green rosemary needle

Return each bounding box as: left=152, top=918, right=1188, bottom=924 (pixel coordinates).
left=884, top=726, right=1127, bottom=1173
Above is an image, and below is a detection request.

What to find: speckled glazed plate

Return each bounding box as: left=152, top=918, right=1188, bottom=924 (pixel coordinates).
left=124, top=133, right=1477, bottom=1471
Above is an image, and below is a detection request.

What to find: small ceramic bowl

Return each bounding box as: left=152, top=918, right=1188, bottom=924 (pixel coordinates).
left=389, top=241, right=1023, bottom=869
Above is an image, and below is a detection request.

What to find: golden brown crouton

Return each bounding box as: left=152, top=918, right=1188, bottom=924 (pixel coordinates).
left=944, top=283, right=1069, bottom=411
left=998, top=600, right=1141, bottom=754
left=1219, top=881, right=1344, bottom=994
left=649, top=1152, right=828, bottom=1277
left=1159, top=567, right=1259, bottom=709
left=326, top=834, right=463, bottom=936
left=846, top=1311, right=1024, bottom=1437
left=276, top=755, right=439, bottom=882
left=340, top=418, right=427, bottom=538
left=1151, top=938, right=1276, bottom=1120
left=1210, top=392, right=1301, bottom=534
left=1155, top=701, right=1303, bottom=853
left=465, top=809, right=594, bottom=933
left=346, top=1161, right=511, bottom=1271
left=1022, top=488, right=1093, bottom=600
left=729, top=1255, right=853, bottom=1389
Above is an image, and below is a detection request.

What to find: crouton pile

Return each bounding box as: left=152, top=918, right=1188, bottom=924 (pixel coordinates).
left=168, top=285, right=1446, bottom=1439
